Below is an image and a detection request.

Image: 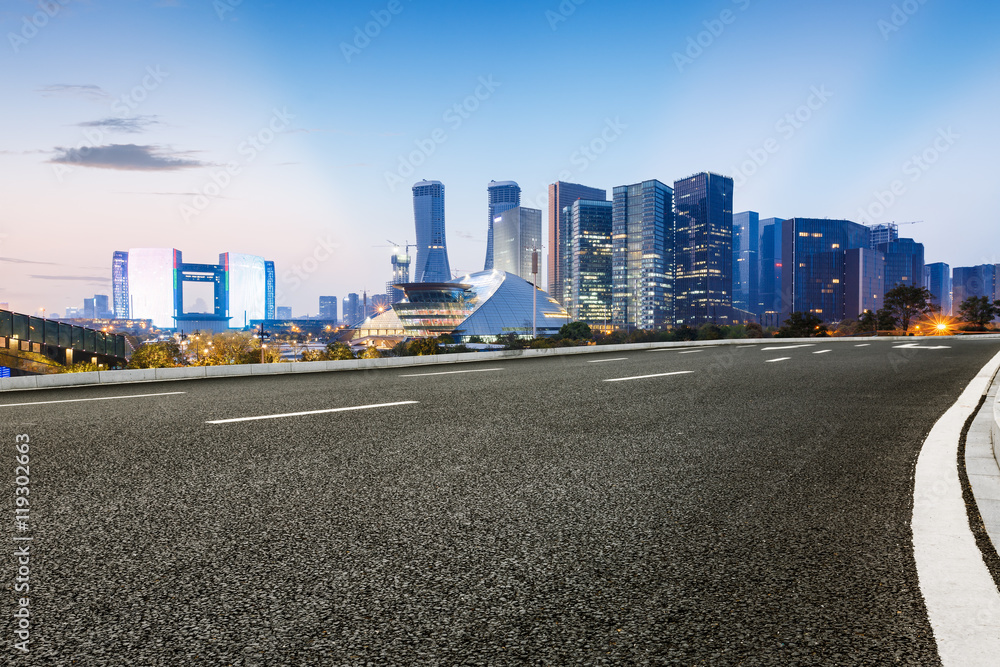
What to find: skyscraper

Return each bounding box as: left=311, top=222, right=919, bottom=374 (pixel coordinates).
left=758, top=217, right=786, bottom=325
left=319, top=296, right=338, bottom=321
left=412, top=180, right=451, bottom=282
left=485, top=180, right=520, bottom=270
left=547, top=181, right=606, bottom=305
left=673, top=172, right=734, bottom=326
left=493, top=206, right=542, bottom=282
left=387, top=248, right=411, bottom=303
left=780, top=218, right=869, bottom=321
left=112, top=250, right=129, bottom=318
left=845, top=248, right=885, bottom=319
left=343, top=292, right=361, bottom=325
left=732, top=211, right=759, bottom=315
left=876, top=238, right=924, bottom=293
left=924, top=262, right=951, bottom=315
left=94, top=294, right=111, bottom=319
left=568, top=199, right=613, bottom=324
left=128, top=247, right=182, bottom=328
left=868, top=222, right=899, bottom=249
left=220, top=253, right=266, bottom=328
left=952, top=264, right=1000, bottom=309
left=611, top=179, right=674, bottom=330
left=264, top=261, right=276, bottom=319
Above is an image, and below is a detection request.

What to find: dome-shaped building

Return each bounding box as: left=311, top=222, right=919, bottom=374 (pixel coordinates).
left=353, top=270, right=570, bottom=342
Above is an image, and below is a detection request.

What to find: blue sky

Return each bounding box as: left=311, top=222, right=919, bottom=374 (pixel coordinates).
left=2, top=0, right=998, bottom=317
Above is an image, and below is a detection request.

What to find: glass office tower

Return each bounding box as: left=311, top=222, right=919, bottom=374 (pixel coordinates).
left=673, top=172, right=734, bottom=326
left=611, top=180, right=674, bottom=330
left=484, top=180, right=520, bottom=270
left=568, top=199, right=613, bottom=324
left=924, top=262, right=951, bottom=315
left=547, top=181, right=606, bottom=306
left=220, top=252, right=266, bottom=328
left=758, top=218, right=786, bottom=326
left=112, top=250, right=129, bottom=318
left=952, top=264, right=1000, bottom=308
left=493, top=206, right=542, bottom=282
left=128, top=248, right=181, bottom=328
left=876, top=238, right=924, bottom=292
left=732, top=211, right=759, bottom=315
left=780, top=219, right=870, bottom=322
left=412, top=180, right=451, bottom=283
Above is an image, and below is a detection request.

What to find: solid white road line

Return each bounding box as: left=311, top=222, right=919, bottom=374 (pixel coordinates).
left=677, top=350, right=704, bottom=354
left=586, top=358, right=629, bottom=363
left=761, top=344, right=815, bottom=351
left=603, top=371, right=694, bottom=383
left=893, top=343, right=951, bottom=350
left=912, top=349, right=1000, bottom=665
left=398, top=368, right=503, bottom=377
left=764, top=357, right=791, bottom=363
left=206, top=400, right=419, bottom=424
left=813, top=350, right=832, bottom=355
left=0, top=391, right=186, bottom=408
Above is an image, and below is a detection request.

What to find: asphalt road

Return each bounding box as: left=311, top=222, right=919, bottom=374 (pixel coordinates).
left=3, top=338, right=1000, bottom=665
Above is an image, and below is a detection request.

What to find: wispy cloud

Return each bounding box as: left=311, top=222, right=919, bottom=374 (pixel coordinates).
left=0, top=149, right=49, bottom=155
left=29, top=275, right=110, bottom=283
left=37, top=84, right=110, bottom=101
left=49, top=144, right=208, bottom=171
left=0, top=257, right=59, bottom=266
left=76, top=116, right=160, bottom=134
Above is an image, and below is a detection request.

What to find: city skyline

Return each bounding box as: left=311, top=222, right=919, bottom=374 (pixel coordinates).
left=2, top=1, right=998, bottom=315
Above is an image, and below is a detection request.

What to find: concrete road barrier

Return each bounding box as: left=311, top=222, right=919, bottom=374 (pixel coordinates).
left=2, top=334, right=998, bottom=393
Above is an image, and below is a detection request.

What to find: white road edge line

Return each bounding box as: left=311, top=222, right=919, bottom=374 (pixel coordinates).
left=813, top=350, right=832, bottom=355
left=206, top=400, right=419, bottom=424
left=761, top=344, right=815, bottom=351
left=0, top=391, right=186, bottom=408
left=604, top=371, right=694, bottom=382
left=764, top=357, right=791, bottom=363
left=398, top=368, right=503, bottom=377
left=912, top=349, right=1000, bottom=665
left=587, top=358, right=629, bottom=363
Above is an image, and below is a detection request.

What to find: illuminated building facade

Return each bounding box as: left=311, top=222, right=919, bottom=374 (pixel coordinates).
left=413, top=180, right=451, bottom=282
left=673, top=172, right=734, bottom=326
left=780, top=218, right=870, bottom=321
left=382, top=270, right=570, bottom=340
left=548, top=181, right=606, bottom=305
left=567, top=199, right=613, bottom=323
left=611, top=179, right=674, bottom=330
left=493, top=206, right=542, bottom=282
left=112, top=251, right=129, bottom=318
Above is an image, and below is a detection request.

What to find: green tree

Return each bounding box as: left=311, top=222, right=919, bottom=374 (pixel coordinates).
left=883, top=284, right=934, bottom=333
left=779, top=311, right=828, bottom=337
left=361, top=345, right=382, bottom=359
left=127, top=341, right=184, bottom=369
left=957, top=296, right=1000, bottom=329
left=696, top=323, right=723, bottom=340
left=558, top=321, right=593, bottom=340
left=325, top=342, right=355, bottom=360
left=744, top=322, right=765, bottom=338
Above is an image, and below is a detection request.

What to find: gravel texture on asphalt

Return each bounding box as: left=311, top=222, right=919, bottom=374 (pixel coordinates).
left=3, top=338, right=1000, bottom=665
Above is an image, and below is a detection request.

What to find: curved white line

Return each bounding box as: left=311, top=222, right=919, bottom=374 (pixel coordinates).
left=913, top=350, right=1000, bottom=665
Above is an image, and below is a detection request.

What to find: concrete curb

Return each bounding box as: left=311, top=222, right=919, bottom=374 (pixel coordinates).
left=2, top=333, right=997, bottom=393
